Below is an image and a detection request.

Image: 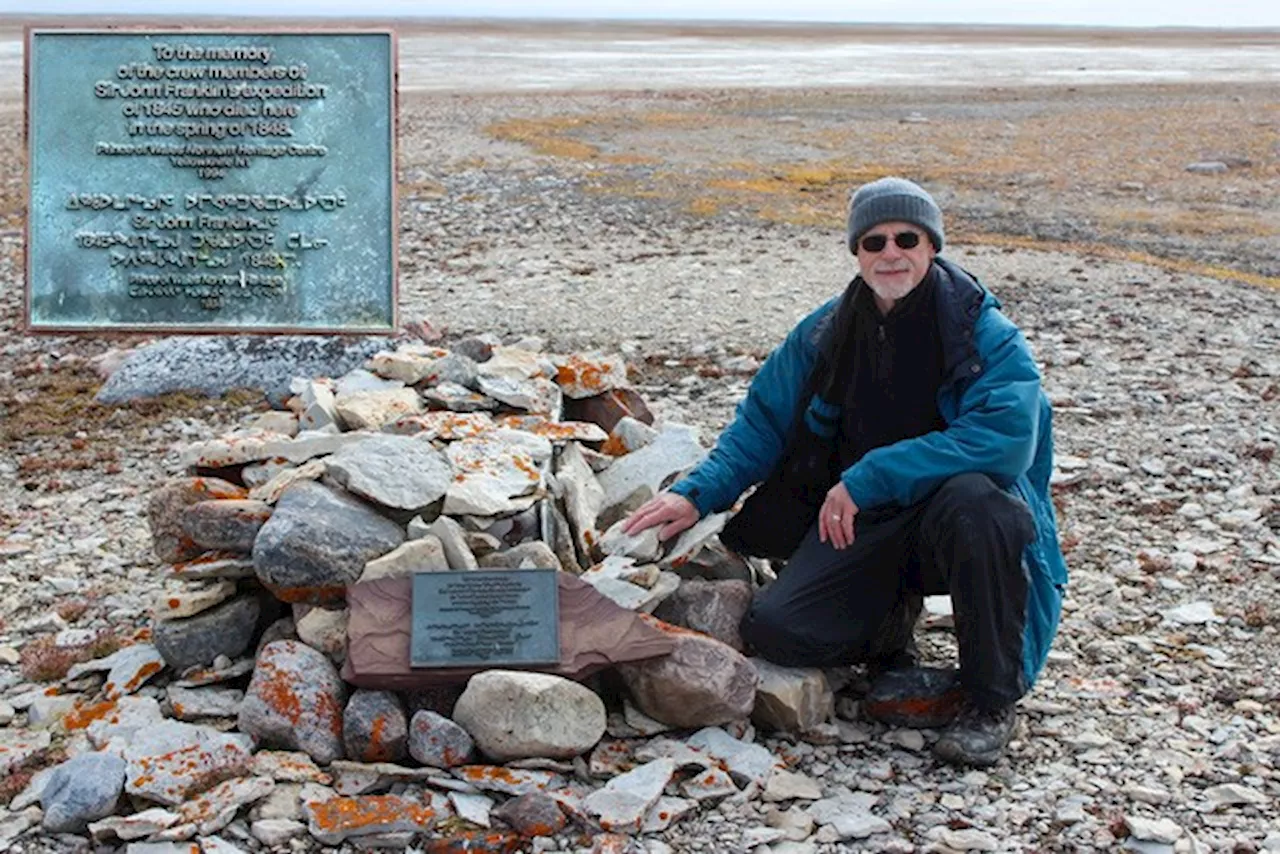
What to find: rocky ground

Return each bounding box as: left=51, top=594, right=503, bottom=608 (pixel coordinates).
left=1, top=73, right=1279, bottom=853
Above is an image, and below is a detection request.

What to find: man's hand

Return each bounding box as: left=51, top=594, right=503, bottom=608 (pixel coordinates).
left=622, top=493, right=699, bottom=542
left=819, top=482, right=859, bottom=550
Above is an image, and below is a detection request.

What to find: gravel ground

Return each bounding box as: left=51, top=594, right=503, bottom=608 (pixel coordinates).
left=1, top=71, right=1279, bottom=853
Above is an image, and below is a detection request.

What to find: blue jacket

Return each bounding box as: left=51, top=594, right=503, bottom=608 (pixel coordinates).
left=670, top=258, right=1067, bottom=687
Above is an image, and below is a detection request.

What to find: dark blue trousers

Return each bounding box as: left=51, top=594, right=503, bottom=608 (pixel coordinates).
left=739, top=473, right=1034, bottom=710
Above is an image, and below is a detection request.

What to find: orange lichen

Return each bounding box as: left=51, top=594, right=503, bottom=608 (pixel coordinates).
left=308, top=795, right=436, bottom=833
left=62, top=699, right=119, bottom=731
left=421, top=831, right=522, bottom=854
left=599, top=435, right=629, bottom=457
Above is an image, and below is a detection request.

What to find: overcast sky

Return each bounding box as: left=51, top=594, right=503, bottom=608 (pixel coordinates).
left=5, top=0, right=1279, bottom=29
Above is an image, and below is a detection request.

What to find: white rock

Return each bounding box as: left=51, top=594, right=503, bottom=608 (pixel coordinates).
left=1162, top=601, right=1222, bottom=625
left=583, top=758, right=676, bottom=833
left=326, top=434, right=452, bottom=511
left=1125, top=815, right=1184, bottom=843
left=1202, top=782, right=1268, bottom=807
left=452, top=670, right=607, bottom=761
left=444, top=437, right=543, bottom=516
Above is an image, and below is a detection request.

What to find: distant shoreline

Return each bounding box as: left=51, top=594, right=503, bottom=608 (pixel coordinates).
left=4, top=16, right=1279, bottom=44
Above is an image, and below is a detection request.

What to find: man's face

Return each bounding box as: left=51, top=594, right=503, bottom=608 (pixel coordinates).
left=855, top=220, right=936, bottom=305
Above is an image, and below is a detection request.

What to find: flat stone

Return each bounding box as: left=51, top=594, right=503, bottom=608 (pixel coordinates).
left=249, top=751, right=333, bottom=785
left=478, top=540, right=563, bottom=571
left=659, top=511, right=729, bottom=572
left=341, top=690, right=408, bottom=764
left=177, top=433, right=275, bottom=469
left=597, top=424, right=705, bottom=517
left=453, top=670, right=606, bottom=762
left=583, top=758, right=676, bottom=833
left=152, top=594, right=260, bottom=672
left=563, top=387, right=654, bottom=434
left=148, top=477, right=248, bottom=563
left=85, top=696, right=166, bottom=749
left=408, top=710, right=475, bottom=768
left=170, top=657, right=256, bottom=688
left=641, top=795, right=696, bottom=833
left=88, top=808, right=182, bottom=842
left=679, top=765, right=737, bottom=801
left=764, top=768, right=823, bottom=802
left=557, top=442, right=605, bottom=558
left=122, top=720, right=253, bottom=805
left=1203, top=782, right=1268, bottom=806
left=423, top=381, right=499, bottom=412
left=443, top=437, right=543, bottom=516
left=171, top=555, right=258, bottom=581
left=808, top=792, right=889, bottom=840
left=153, top=579, right=239, bottom=621
left=605, top=416, right=657, bottom=455
left=366, top=349, right=447, bottom=384
left=40, top=752, right=127, bottom=833
left=597, top=520, right=662, bottom=563
left=260, top=431, right=371, bottom=465
left=252, top=481, right=405, bottom=604
left=177, top=776, right=275, bottom=836
left=1185, top=160, right=1229, bottom=174
left=480, top=346, right=550, bottom=380
left=167, top=685, right=244, bottom=720
left=495, top=414, right=608, bottom=443
left=449, top=791, right=494, bottom=828
left=247, top=458, right=330, bottom=505
left=1125, top=815, right=1184, bottom=843
left=552, top=353, right=629, bottom=399
left=297, top=379, right=341, bottom=431
left=385, top=410, right=495, bottom=440
left=240, top=640, right=346, bottom=764
left=327, top=760, right=448, bottom=795
left=180, top=499, right=272, bottom=553
left=335, top=387, right=422, bottom=431
left=618, top=621, right=758, bottom=728
left=98, top=644, right=166, bottom=700
left=361, top=536, right=450, bottom=582
left=251, top=818, right=307, bottom=846
left=452, top=766, right=562, bottom=796
left=1162, top=601, right=1222, bottom=625
left=686, top=727, right=779, bottom=786
left=751, top=659, right=833, bottom=733
left=477, top=375, right=562, bottom=415
left=303, top=794, right=438, bottom=845
left=327, top=434, right=453, bottom=512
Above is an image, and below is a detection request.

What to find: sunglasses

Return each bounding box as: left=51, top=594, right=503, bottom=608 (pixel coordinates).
left=859, top=231, right=923, bottom=253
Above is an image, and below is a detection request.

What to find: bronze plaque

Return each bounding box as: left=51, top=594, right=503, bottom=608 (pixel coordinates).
left=411, top=570, right=561, bottom=669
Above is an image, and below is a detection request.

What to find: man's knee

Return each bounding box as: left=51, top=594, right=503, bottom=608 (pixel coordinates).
left=924, top=473, right=1033, bottom=539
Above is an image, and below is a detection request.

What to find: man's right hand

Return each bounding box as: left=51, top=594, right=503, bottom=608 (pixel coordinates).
left=621, top=493, right=699, bottom=542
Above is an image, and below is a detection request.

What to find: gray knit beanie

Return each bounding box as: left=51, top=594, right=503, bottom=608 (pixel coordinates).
left=846, top=177, right=945, bottom=253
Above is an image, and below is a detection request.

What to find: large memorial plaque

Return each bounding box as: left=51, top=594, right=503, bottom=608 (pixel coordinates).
left=411, top=570, right=561, bottom=669
left=24, top=29, right=397, bottom=333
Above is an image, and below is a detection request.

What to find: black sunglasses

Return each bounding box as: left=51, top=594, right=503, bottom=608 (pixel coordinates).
left=859, top=231, right=923, bottom=253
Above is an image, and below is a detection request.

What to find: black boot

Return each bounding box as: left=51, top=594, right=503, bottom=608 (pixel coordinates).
left=933, top=703, right=1017, bottom=767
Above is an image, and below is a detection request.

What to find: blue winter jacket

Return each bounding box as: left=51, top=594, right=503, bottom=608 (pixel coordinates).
left=670, top=257, right=1067, bottom=688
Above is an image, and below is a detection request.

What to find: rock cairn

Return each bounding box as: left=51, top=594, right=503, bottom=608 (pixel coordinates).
left=0, top=335, right=851, bottom=853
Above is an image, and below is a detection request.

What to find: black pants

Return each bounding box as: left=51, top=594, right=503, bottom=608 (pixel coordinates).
left=739, top=473, right=1034, bottom=710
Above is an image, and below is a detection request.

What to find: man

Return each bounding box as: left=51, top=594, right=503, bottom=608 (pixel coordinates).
left=623, top=177, right=1066, bottom=767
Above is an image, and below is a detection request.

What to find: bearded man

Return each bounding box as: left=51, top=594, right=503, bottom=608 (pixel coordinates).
left=624, top=177, right=1066, bottom=767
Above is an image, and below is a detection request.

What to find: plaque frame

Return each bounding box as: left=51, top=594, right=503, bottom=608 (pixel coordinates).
left=23, top=26, right=399, bottom=335
left=410, top=569, right=562, bottom=670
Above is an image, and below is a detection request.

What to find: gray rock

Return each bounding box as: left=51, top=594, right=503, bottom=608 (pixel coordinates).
left=1185, top=160, right=1229, bottom=174
left=239, top=640, right=347, bottom=764
left=764, top=769, right=823, bottom=802
left=491, top=791, right=567, bottom=836
left=423, top=381, right=499, bottom=412
left=335, top=387, right=423, bottom=431
left=327, top=435, right=452, bottom=512
left=408, top=710, right=475, bottom=768
left=652, top=578, right=752, bottom=651
left=479, top=540, right=563, bottom=571
left=557, top=441, right=605, bottom=558
left=444, top=437, right=544, bottom=516
left=452, top=670, right=607, bottom=762
left=361, top=536, right=450, bottom=581
left=97, top=336, right=385, bottom=405
left=686, top=727, right=779, bottom=786
left=597, top=424, right=706, bottom=517
left=41, top=753, right=127, bottom=833
left=252, top=481, right=405, bottom=604
left=167, top=685, right=245, bottom=720
left=428, top=352, right=480, bottom=388
left=583, top=758, right=676, bottom=833
left=808, top=792, right=889, bottom=840
left=297, top=379, right=341, bottom=431
left=618, top=626, right=758, bottom=728
left=344, top=690, right=408, bottom=764
left=180, top=499, right=273, bottom=553
left=423, top=515, right=478, bottom=570
left=153, top=594, right=260, bottom=672
left=335, top=368, right=405, bottom=398
left=751, top=659, right=834, bottom=733
left=1125, top=815, right=1183, bottom=843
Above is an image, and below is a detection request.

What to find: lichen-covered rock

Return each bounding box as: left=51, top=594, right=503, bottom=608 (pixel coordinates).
left=407, top=710, right=474, bottom=768
left=617, top=620, right=758, bottom=728
left=252, top=481, right=405, bottom=604
left=148, top=477, right=248, bottom=563
left=180, top=499, right=273, bottom=554
left=452, top=671, right=606, bottom=762
left=239, top=641, right=346, bottom=764
left=344, top=691, right=408, bottom=764
left=122, top=720, right=253, bottom=805
left=325, top=435, right=453, bottom=513
left=491, top=791, right=567, bottom=837
left=303, top=794, right=438, bottom=846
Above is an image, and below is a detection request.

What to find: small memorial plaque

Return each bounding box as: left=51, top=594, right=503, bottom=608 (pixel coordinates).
left=411, top=570, right=561, bottom=669
left=24, top=28, right=397, bottom=333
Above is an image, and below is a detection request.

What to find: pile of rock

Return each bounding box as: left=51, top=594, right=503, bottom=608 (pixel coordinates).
left=1, top=336, right=851, bottom=853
